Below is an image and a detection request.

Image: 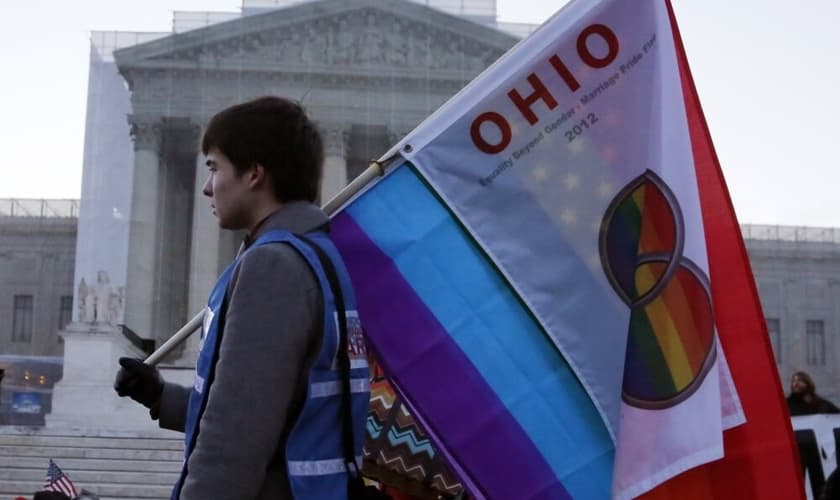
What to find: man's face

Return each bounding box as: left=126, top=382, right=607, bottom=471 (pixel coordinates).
left=202, top=148, right=253, bottom=230
left=791, top=375, right=808, bottom=395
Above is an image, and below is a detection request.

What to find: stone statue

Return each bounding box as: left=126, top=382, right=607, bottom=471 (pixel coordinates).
left=358, top=13, right=385, bottom=64
left=332, top=18, right=354, bottom=64
left=108, top=286, right=125, bottom=325
left=77, top=271, right=122, bottom=325
left=382, top=19, right=408, bottom=66
left=94, top=271, right=112, bottom=324
left=78, top=278, right=92, bottom=323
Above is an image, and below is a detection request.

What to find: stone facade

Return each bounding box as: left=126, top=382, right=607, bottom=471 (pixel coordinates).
left=0, top=204, right=76, bottom=356
left=744, top=225, right=840, bottom=403
left=0, top=200, right=77, bottom=425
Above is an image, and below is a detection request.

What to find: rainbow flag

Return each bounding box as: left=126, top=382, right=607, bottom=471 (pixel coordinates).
left=331, top=0, right=802, bottom=498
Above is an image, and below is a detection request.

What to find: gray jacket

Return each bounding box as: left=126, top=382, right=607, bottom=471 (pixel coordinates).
left=158, top=201, right=329, bottom=499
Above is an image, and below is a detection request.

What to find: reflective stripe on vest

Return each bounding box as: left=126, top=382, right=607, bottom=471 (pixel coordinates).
left=310, top=377, right=370, bottom=398
left=288, top=456, right=363, bottom=476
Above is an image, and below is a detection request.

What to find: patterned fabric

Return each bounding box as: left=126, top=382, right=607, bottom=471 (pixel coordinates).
left=363, top=360, right=465, bottom=498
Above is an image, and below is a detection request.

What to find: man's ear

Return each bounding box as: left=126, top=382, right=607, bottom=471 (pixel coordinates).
left=247, top=163, right=267, bottom=190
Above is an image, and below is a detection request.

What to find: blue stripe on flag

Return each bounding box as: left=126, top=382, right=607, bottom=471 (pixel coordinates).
left=347, top=164, right=614, bottom=498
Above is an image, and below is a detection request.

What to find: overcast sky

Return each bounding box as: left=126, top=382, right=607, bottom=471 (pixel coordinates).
left=1, top=1, right=838, bottom=227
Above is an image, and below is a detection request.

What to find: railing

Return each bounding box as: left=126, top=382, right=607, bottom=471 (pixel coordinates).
left=173, top=11, right=241, bottom=33
left=741, top=224, right=840, bottom=244
left=0, top=199, right=80, bottom=218
left=496, top=21, right=540, bottom=38
left=242, top=0, right=497, bottom=17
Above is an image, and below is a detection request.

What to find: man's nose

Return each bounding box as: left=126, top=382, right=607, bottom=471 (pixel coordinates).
left=202, top=175, right=212, bottom=197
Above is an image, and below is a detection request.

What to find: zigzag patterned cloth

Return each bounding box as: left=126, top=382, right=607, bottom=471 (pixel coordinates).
left=363, top=360, right=465, bottom=498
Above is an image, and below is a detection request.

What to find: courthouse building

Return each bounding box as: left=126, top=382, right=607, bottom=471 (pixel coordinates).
left=3, top=0, right=840, bottom=426
left=81, top=0, right=524, bottom=359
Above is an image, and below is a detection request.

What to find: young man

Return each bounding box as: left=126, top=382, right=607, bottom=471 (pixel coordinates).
left=114, top=97, right=370, bottom=499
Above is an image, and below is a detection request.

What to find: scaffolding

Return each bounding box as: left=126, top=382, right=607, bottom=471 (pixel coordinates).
left=118, top=1, right=535, bottom=40
left=173, top=11, right=241, bottom=33
left=0, top=199, right=80, bottom=218
left=741, top=224, right=840, bottom=245
left=242, top=0, right=497, bottom=21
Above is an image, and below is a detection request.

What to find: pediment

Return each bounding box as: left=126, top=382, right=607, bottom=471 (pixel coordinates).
left=114, top=0, right=518, bottom=75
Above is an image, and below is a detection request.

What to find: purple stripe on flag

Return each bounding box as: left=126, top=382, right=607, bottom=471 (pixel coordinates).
left=332, top=212, right=570, bottom=500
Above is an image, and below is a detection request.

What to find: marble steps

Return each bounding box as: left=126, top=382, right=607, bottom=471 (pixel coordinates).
left=0, top=445, right=182, bottom=461
left=0, top=429, right=182, bottom=500
left=0, top=434, right=183, bottom=450
left=0, top=456, right=178, bottom=473
left=0, top=466, right=181, bottom=483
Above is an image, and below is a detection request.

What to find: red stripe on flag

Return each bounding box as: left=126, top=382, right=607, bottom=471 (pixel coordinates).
left=55, top=477, right=76, bottom=497
left=641, top=1, right=804, bottom=499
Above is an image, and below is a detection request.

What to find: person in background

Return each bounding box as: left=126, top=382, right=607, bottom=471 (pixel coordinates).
left=32, top=492, right=71, bottom=500
left=787, top=371, right=840, bottom=416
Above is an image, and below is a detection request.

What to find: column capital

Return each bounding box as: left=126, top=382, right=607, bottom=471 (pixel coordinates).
left=320, top=122, right=350, bottom=158
left=128, top=115, right=164, bottom=152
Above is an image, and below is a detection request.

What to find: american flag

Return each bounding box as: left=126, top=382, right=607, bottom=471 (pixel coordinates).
left=43, top=459, right=78, bottom=498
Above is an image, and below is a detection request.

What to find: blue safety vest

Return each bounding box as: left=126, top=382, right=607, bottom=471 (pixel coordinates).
left=171, top=230, right=370, bottom=499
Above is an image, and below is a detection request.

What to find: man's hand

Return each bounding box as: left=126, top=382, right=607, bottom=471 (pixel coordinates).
left=114, top=357, right=164, bottom=418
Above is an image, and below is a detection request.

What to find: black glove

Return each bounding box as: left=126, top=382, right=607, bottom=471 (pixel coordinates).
left=114, top=357, right=163, bottom=418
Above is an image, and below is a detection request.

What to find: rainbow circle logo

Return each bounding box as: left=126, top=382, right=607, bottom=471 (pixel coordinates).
left=599, top=170, right=716, bottom=409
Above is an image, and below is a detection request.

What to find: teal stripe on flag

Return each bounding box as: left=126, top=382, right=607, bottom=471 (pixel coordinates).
left=347, top=164, right=614, bottom=498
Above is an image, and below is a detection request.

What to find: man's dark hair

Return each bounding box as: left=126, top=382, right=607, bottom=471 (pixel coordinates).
left=202, top=96, right=323, bottom=202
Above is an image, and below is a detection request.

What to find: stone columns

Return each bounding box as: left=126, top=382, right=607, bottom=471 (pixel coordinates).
left=320, top=123, right=350, bottom=203
left=123, top=116, right=162, bottom=339
left=185, top=151, right=220, bottom=363
left=152, top=121, right=199, bottom=357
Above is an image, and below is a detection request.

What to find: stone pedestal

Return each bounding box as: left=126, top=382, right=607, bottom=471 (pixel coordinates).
left=47, top=322, right=176, bottom=433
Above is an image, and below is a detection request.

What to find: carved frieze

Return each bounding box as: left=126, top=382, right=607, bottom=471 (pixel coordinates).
left=148, top=7, right=507, bottom=74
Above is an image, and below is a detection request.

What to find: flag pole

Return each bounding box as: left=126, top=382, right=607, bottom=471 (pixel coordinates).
left=144, top=311, right=205, bottom=365
left=143, top=155, right=396, bottom=366
left=322, top=155, right=390, bottom=215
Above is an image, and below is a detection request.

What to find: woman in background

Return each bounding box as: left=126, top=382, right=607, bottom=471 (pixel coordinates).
left=787, top=370, right=840, bottom=416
